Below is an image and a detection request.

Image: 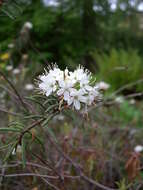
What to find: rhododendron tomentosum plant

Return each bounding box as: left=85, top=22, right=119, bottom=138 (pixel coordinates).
left=38, top=65, right=101, bottom=111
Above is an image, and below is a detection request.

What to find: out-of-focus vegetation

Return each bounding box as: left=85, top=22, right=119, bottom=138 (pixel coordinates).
left=94, top=49, right=143, bottom=91
left=1, top=0, right=143, bottom=190
left=1, top=0, right=143, bottom=89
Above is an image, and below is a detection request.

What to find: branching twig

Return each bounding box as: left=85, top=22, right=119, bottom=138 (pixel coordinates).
left=16, top=115, right=117, bottom=190
left=0, top=173, right=59, bottom=179
left=18, top=118, right=44, bottom=144
left=0, top=107, right=21, bottom=116
left=0, top=173, right=80, bottom=179
left=111, top=78, right=143, bottom=97
left=124, top=92, right=143, bottom=99
left=0, top=71, right=29, bottom=112
left=45, top=130, right=118, bottom=190
left=0, top=161, right=52, bottom=171
left=40, top=176, right=60, bottom=190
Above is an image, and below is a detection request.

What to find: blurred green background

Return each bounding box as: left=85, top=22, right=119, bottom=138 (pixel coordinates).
left=1, top=0, right=143, bottom=92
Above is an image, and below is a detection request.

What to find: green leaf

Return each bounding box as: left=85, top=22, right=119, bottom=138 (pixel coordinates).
left=22, top=138, right=26, bottom=168
left=34, top=136, right=45, bottom=150
left=42, top=114, right=55, bottom=126
left=25, top=97, right=45, bottom=109
left=27, top=95, right=47, bottom=100
left=0, top=128, right=21, bottom=133
left=42, top=117, right=51, bottom=127
left=42, top=111, right=59, bottom=127
left=0, top=142, right=15, bottom=151
left=4, top=141, right=17, bottom=163
left=24, top=115, right=44, bottom=119
left=43, top=98, right=57, bottom=106
left=9, top=121, right=24, bottom=126
left=8, top=122, right=24, bottom=130
left=46, top=127, right=57, bottom=143
left=45, top=104, right=58, bottom=113
left=89, top=75, right=96, bottom=86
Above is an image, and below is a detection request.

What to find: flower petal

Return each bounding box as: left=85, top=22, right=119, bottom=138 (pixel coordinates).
left=57, top=89, right=64, bottom=96
left=53, top=85, right=57, bottom=92
left=70, top=88, right=77, bottom=96
left=74, top=100, right=80, bottom=110
left=67, top=97, right=73, bottom=106
left=59, top=80, right=65, bottom=88
left=79, top=96, right=87, bottom=103
left=46, top=88, right=52, bottom=96
left=85, top=85, right=93, bottom=91
left=64, top=91, right=70, bottom=101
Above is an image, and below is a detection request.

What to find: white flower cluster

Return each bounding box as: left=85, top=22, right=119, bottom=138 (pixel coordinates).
left=134, top=145, right=143, bottom=153
left=38, top=65, right=101, bottom=110
left=25, top=84, right=34, bottom=91
left=96, top=81, right=110, bottom=91
left=23, top=22, right=33, bottom=30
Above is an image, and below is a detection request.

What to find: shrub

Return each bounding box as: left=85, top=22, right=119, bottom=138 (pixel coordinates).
left=93, top=49, right=143, bottom=92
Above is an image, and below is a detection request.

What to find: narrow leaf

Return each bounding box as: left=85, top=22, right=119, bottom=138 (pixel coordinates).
left=24, top=115, right=44, bottom=119
left=45, top=104, right=58, bottom=113
left=4, top=141, right=17, bottom=163
left=46, top=127, right=57, bottom=143
left=22, top=138, right=26, bottom=168
left=0, top=128, right=21, bottom=133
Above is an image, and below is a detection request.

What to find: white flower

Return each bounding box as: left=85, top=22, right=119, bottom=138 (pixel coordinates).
left=85, top=87, right=100, bottom=105
left=22, top=54, right=29, bottom=60
left=6, top=65, right=13, bottom=71
left=134, top=145, right=143, bottom=153
left=49, top=67, right=64, bottom=81
left=8, top=43, right=14, bottom=49
left=57, top=80, right=74, bottom=101
left=96, top=81, right=110, bottom=90
left=115, top=96, right=124, bottom=104
left=13, top=68, right=20, bottom=75
left=129, top=99, right=135, bottom=105
left=68, top=89, right=87, bottom=110
left=24, top=22, right=33, bottom=29
left=39, top=74, right=57, bottom=96
left=25, top=84, right=34, bottom=91
left=43, top=0, right=59, bottom=7
left=40, top=82, right=56, bottom=97
left=80, top=83, right=93, bottom=92
left=84, top=96, right=94, bottom=106
left=86, top=88, right=97, bottom=105
left=71, top=65, right=90, bottom=83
